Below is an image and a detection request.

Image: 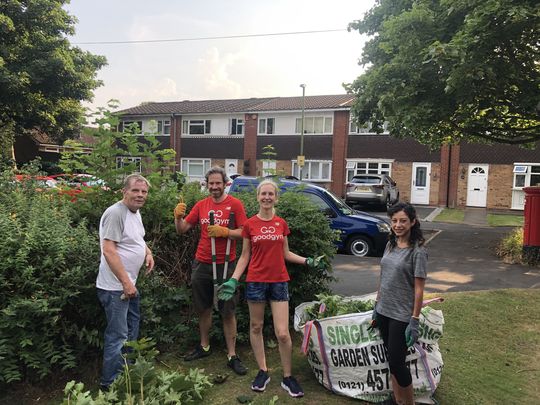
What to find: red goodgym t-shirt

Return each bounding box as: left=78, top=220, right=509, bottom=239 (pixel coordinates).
left=185, top=195, right=247, bottom=264
left=242, top=215, right=290, bottom=282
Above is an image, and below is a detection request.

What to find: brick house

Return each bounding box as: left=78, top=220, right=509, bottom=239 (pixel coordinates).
left=116, top=95, right=540, bottom=211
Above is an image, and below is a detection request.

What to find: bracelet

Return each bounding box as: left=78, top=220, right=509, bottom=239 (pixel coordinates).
left=411, top=315, right=419, bottom=320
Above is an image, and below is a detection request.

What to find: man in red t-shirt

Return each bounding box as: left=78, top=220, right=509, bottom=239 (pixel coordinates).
left=174, top=167, right=248, bottom=375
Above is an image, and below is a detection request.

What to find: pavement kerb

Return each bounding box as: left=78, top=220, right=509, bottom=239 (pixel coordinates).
left=424, top=207, right=443, bottom=222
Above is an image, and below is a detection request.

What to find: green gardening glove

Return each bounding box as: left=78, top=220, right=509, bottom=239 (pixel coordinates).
left=305, top=255, right=329, bottom=271
left=217, top=278, right=238, bottom=301
left=367, top=301, right=379, bottom=331
left=405, top=317, right=420, bottom=347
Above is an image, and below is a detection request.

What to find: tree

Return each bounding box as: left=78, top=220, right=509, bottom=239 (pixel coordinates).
left=0, top=0, right=106, bottom=152
left=347, top=0, right=539, bottom=146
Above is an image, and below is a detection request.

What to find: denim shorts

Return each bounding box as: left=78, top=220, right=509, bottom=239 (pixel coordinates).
left=246, top=282, right=289, bottom=302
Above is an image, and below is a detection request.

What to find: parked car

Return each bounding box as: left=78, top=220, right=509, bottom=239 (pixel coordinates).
left=229, top=176, right=391, bottom=257
left=345, top=174, right=399, bottom=209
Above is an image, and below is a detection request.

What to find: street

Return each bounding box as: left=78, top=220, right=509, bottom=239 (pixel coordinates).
left=330, top=212, right=540, bottom=296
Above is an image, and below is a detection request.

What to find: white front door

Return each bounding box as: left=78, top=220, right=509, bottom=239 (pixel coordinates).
left=411, top=163, right=431, bottom=205
left=225, top=159, right=238, bottom=176
left=466, top=164, right=489, bottom=207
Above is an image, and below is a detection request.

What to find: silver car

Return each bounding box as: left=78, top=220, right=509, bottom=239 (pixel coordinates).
left=345, top=174, right=400, bottom=208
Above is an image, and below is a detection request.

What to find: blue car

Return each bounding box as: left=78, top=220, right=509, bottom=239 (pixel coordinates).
left=229, top=176, right=391, bottom=257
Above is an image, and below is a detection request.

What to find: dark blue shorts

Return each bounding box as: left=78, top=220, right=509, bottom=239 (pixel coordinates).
left=246, top=282, right=289, bottom=302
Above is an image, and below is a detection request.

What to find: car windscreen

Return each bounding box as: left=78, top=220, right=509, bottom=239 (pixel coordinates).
left=351, top=176, right=381, bottom=184
left=323, top=189, right=354, bottom=215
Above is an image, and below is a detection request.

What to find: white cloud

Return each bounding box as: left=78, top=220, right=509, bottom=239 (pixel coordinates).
left=197, top=47, right=245, bottom=98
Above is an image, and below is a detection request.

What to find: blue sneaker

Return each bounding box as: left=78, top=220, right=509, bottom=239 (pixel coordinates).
left=281, top=376, right=304, bottom=397
left=251, top=369, right=270, bottom=392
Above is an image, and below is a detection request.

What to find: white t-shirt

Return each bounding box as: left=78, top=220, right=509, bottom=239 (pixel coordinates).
left=96, top=201, right=147, bottom=290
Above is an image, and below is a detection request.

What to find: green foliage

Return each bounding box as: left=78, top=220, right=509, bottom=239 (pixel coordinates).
left=0, top=170, right=101, bottom=385
left=61, top=338, right=213, bottom=404
left=0, top=0, right=106, bottom=143
left=303, top=294, right=375, bottom=323
left=496, top=227, right=523, bottom=264
left=347, top=0, right=540, bottom=146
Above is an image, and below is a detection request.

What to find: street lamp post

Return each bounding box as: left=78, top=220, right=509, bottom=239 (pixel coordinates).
left=299, top=83, right=306, bottom=180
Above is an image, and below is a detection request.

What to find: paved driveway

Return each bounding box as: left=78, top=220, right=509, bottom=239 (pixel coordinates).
left=330, top=221, right=540, bottom=296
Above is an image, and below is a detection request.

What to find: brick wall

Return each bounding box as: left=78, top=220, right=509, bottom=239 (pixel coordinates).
left=243, top=113, right=258, bottom=175
left=392, top=162, right=412, bottom=202
left=331, top=111, right=349, bottom=196
left=487, top=165, right=513, bottom=209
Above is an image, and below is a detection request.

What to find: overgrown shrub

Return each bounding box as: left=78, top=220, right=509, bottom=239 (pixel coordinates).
left=496, top=227, right=523, bottom=264
left=0, top=179, right=101, bottom=384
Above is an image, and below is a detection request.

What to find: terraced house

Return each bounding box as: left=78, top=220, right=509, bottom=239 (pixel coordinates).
left=116, top=95, right=540, bottom=211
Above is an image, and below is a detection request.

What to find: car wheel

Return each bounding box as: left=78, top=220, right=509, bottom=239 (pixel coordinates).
left=346, top=235, right=373, bottom=257
left=385, top=195, right=392, bottom=209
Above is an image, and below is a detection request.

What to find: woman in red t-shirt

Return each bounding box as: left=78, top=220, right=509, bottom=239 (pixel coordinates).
left=220, top=180, right=312, bottom=397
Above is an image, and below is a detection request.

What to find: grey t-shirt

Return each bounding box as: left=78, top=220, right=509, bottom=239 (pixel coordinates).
left=377, top=243, right=428, bottom=322
left=96, top=202, right=146, bottom=291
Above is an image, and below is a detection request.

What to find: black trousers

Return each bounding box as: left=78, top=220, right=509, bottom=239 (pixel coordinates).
left=377, top=312, right=412, bottom=387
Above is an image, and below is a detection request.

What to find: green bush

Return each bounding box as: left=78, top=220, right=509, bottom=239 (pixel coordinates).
left=496, top=227, right=523, bottom=264
left=0, top=181, right=101, bottom=384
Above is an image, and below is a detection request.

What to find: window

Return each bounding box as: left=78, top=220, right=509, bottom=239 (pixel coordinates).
left=295, top=117, right=333, bottom=134
left=349, top=121, right=389, bottom=134
left=292, top=160, right=332, bottom=181
left=122, top=121, right=143, bottom=134
left=157, top=120, right=171, bottom=135
left=258, top=118, right=275, bottom=134
left=181, top=158, right=211, bottom=179
left=182, top=120, right=211, bottom=135
left=116, top=156, right=142, bottom=172
left=513, top=164, right=540, bottom=189
left=346, top=160, right=392, bottom=181
left=262, top=161, right=276, bottom=177
left=230, top=118, right=244, bottom=135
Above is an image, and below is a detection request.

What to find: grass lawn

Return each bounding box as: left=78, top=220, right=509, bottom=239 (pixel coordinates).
left=4, top=289, right=539, bottom=404
left=487, top=214, right=524, bottom=227
left=433, top=208, right=465, bottom=223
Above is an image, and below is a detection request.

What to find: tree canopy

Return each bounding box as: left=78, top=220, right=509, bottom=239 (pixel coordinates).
left=0, top=0, right=106, bottom=148
left=347, top=0, right=539, bottom=146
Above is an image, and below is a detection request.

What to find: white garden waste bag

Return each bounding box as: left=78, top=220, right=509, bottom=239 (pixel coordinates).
left=294, top=294, right=444, bottom=404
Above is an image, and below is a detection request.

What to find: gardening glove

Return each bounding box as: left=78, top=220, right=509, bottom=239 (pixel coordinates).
left=174, top=202, right=187, bottom=219
left=405, top=316, right=420, bottom=347
left=208, top=224, right=230, bottom=238
left=305, top=255, right=328, bottom=271
left=368, top=301, right=379, bottom=331
left=217, top=278, right=238, bottom=301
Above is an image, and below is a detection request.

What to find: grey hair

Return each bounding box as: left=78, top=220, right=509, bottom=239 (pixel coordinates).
left=123, top=173, right=151, bottom=189
left=205, top=166, right=229, bottom=184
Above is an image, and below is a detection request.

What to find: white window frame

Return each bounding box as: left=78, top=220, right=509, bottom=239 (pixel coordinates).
left=291, top=160, right=332, bottom=182
left=157, top=119, right=171, bottom=135
left=349, top=120, right=389, bottom=134
left=295, top=116, right=333, bottom=134
left=346, top=160, right=393, bottom=181
left=116, top=156, right=142, bottom=173
left=258, top=118, right=275, bottom=134
left=262, top=160, right=277, bottom=177
left=513, top=163, right=540, bottom=189
left=122, top=120, right=143, bottom=135
left=181, top=158, right=211, bottom=182
left=230, top=118, right=244, bottom=135
left=182, top=119, right=211, bottom=135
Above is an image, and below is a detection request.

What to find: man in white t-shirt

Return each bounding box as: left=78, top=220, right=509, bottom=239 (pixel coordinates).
left=96, top=174, right=155, bottom=390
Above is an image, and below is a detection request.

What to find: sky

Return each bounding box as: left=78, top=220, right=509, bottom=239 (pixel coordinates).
left=65, top=0, right=375, bottom=112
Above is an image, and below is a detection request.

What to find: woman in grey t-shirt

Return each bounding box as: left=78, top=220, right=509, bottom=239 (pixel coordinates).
left=370, top=202, right=427, bottom=405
